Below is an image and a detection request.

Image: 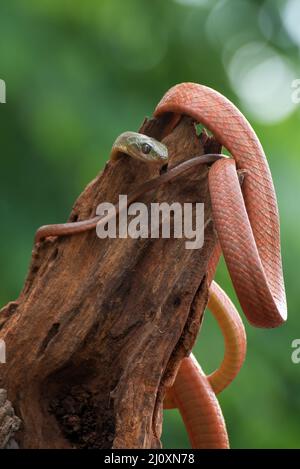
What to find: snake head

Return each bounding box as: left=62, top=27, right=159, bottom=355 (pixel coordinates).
left=111, top=131, right=168, bottom=164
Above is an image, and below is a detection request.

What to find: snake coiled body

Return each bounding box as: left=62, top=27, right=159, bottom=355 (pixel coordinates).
left=164, top=281, right=246, bottom=449
left=155, top=82, right=287, bottom=329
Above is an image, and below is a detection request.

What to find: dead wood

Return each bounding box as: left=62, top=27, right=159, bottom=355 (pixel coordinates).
left=0, top=114, right=220, bottom=448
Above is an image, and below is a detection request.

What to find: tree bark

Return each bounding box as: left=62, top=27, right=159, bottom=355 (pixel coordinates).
left=0, top=115, right=220, bottom=449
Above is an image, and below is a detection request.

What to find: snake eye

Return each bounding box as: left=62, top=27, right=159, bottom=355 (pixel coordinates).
left=141, top=143, right=152, bottom=154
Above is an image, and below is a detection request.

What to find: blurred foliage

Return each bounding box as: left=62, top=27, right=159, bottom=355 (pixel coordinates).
left=1, top=0, right=300, bottom=449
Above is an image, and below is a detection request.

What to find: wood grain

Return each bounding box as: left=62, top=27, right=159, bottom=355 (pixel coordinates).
left=0, top=115, right=220, bottom=448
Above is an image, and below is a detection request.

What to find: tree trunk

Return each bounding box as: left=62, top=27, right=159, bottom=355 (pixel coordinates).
left=0, top=115, right=220, bottom=449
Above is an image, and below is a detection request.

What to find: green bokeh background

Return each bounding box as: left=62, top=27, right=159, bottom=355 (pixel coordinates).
left=1, top=0, right=300, bottom=449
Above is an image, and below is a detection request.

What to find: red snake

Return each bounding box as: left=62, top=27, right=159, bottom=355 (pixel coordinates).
left=34, top=82, right=287, bottom=449
left=155, top=82, right=287, bottom=328
left=154, top=82, right=287, bottom=448
left=164, top=281, right=246, bottom=448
